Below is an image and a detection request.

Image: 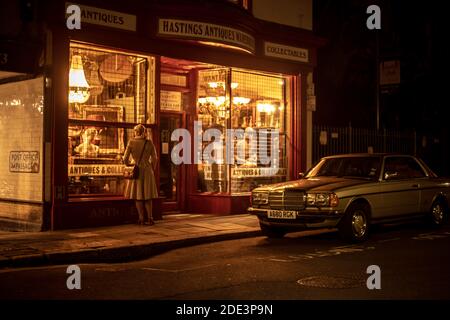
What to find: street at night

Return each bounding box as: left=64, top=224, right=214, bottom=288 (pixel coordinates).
left=1, top=0, right=450, bottom=313
left=1, top=222, right=449, bottom=300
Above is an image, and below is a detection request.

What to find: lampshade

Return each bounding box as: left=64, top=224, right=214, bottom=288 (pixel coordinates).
left=69, top=55, right=90, bottom=103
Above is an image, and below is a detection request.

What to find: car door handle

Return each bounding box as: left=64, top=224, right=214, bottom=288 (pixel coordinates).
left=411, top=184, right=420, bottom=188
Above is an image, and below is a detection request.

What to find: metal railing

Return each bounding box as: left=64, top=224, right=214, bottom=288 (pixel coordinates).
left=313, top=124, right=417, bottom=164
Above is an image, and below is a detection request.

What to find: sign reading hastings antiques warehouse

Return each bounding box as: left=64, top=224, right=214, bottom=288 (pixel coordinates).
left=264, top=42, right=309, bottom=63
left=158, top=19, right=256, bottom=54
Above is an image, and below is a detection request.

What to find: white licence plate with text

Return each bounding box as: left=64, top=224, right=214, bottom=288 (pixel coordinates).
left=267, top=210, right=297, bottom=219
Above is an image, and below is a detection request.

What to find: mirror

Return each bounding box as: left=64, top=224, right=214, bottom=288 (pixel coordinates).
left=384, top=171, right=399, bottom=180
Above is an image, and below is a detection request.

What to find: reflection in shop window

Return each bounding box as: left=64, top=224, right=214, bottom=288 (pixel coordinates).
left=196, top=68, right=291, bottom=195
left=68, top=43, right=155, bottom=197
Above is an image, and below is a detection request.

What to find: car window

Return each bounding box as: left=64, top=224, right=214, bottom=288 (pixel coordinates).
left=383, top=157, right=426, bottom=180
left=308, top=157, right=380, bottom=180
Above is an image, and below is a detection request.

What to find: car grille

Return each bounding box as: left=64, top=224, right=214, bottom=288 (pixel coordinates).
left=268, top=189, right=306, bottom=210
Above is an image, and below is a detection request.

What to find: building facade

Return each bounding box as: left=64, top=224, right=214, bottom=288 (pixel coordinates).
left=0, top=0, right=324, bottom=231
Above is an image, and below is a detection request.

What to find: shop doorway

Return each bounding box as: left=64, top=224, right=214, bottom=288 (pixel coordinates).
left=159, top=113, right=184, bottom=211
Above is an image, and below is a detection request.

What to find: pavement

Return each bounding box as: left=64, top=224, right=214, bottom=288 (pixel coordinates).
left=0, top=213, right=261, bottom=269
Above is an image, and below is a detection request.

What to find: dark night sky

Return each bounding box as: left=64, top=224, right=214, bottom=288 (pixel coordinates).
left=313, top=0, right=448, bottom=132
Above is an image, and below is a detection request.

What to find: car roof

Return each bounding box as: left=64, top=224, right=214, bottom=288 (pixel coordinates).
left=322, top=153, right=414, bottom=159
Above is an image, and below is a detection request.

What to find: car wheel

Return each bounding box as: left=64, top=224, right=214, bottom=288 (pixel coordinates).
left=259, top=222, right=287, bottom=238
left=338, top=203, right=370, bottom=242
left=429, top=200, right=448, bottom=227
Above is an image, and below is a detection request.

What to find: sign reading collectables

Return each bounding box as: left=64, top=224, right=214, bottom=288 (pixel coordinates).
left=264, top=42, right=309, bottom=63
left=9, top=151, right=40, bottom=173
left=66, top=3, right=136, bottom=31
left=158, top=18, right=256, bottom=54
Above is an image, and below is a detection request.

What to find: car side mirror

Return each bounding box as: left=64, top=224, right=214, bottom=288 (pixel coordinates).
left=298, top=172, right=305, bottom=179
left=384, top=171, right=399, bottom=180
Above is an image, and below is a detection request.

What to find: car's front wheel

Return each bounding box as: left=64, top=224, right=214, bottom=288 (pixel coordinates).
left=338, top=203, right=370, bottom=242
left=429, top=199, right=448, bottom=227
left=259, top=222, right=287, bottom=238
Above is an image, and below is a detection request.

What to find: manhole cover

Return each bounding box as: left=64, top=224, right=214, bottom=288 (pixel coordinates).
left=297, top=275, right=365, bottom=289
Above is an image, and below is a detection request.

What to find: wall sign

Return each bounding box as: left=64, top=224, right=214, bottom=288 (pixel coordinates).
left=66, top=3, right=136, bottom=31
left=158, top=18, right=255, bottom=54
left=160, top=90, right=182, bottom=111
left=264, top=42, right=309, bottom=63
left=9, top=151, right=40, bottom=173
left=380, top=60, right=400, bottom=85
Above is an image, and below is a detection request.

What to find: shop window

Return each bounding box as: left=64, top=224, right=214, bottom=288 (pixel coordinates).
left=68, top=43, right=155, bottom=197
left=196, top=68, right=291, bottom=195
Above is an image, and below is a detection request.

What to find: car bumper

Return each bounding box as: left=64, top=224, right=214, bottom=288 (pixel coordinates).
left=248, top=207, right=344, bottom=229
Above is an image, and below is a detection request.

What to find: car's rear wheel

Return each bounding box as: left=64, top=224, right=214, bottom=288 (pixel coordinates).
left=259, top=222, right=287, bottom=238
left=429, top=199, right=448, bottom=227
left=338, top=203, right=370, bottom=242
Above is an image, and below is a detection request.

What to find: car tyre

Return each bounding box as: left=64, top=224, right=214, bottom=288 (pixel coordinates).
left=338, top=203, right=370, bottom=242
left=429, top=199, right=448, bottom=227
left=259, top=222, right=287, bottom=238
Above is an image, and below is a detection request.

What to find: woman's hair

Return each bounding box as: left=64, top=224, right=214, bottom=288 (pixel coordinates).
left=134, top=124, right=146, bottom=137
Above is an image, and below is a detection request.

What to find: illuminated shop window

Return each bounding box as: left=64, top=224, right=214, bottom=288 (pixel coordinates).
left=68, top=43, right=155, bottom=197
left=196, top=68, right=291, bottom=195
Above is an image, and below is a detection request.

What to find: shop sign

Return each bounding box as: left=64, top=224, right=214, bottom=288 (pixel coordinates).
left=161, top=90, right=182, bottom=111
left=9, top=151, right=40, bottom=173
left=264, top=42, right=309, bottom=63
left=231, top=167, right=287, bottom=178
left=66, top=3, right=136, bottom=31
left=158, top=18, right=255, bottom=54
left=68, top=164, right=124, bottom=176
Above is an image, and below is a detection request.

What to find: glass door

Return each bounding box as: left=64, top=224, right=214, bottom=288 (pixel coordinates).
left=159, top=113, right=183, bottom=211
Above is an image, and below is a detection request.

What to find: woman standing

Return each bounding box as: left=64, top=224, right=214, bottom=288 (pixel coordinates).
left=123, top=124, right=158, bottom=225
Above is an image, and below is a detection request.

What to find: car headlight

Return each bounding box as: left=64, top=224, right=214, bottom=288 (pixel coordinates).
left=306, top=192, right=339, bottom=207
left=252, top=192, right=269, bottom=205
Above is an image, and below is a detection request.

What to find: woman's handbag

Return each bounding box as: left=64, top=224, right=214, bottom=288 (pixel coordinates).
left=123, top=140, right=147, bottom=179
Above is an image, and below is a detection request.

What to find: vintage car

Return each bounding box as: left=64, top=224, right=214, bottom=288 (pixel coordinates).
left=248, top=154, right=450, bottom=242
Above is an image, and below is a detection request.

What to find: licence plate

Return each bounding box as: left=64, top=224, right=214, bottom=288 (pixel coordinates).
left=267, top=210, right=297, bottom=219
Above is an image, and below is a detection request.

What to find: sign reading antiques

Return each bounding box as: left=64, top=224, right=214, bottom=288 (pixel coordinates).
left=66, top=3, right=137, bottom=31
left=264, top=42, right=309, bottom=63
left=68, top=164, right=124, bottom=176
left=158, top=19, right=256, bottom=54
left=9, top=151, right=40, bottom=173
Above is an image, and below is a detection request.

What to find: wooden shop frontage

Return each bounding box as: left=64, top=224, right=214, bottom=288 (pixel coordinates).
left=0, top=0, right=324, bottom=230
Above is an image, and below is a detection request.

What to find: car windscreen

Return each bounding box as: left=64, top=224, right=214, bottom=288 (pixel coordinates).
left=307, top=157, right=381, bottom=180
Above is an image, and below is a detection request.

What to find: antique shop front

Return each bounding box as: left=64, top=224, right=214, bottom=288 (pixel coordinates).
left=0, top=0, right=324, bottom=230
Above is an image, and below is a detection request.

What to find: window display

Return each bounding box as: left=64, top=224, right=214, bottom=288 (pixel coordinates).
left=196, top=68, right=291, bottom=195
left=68, top=43, right=155, bottom=196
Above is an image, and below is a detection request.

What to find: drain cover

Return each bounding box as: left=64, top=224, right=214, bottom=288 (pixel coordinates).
left=297, top=275, right=365, bottom=289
